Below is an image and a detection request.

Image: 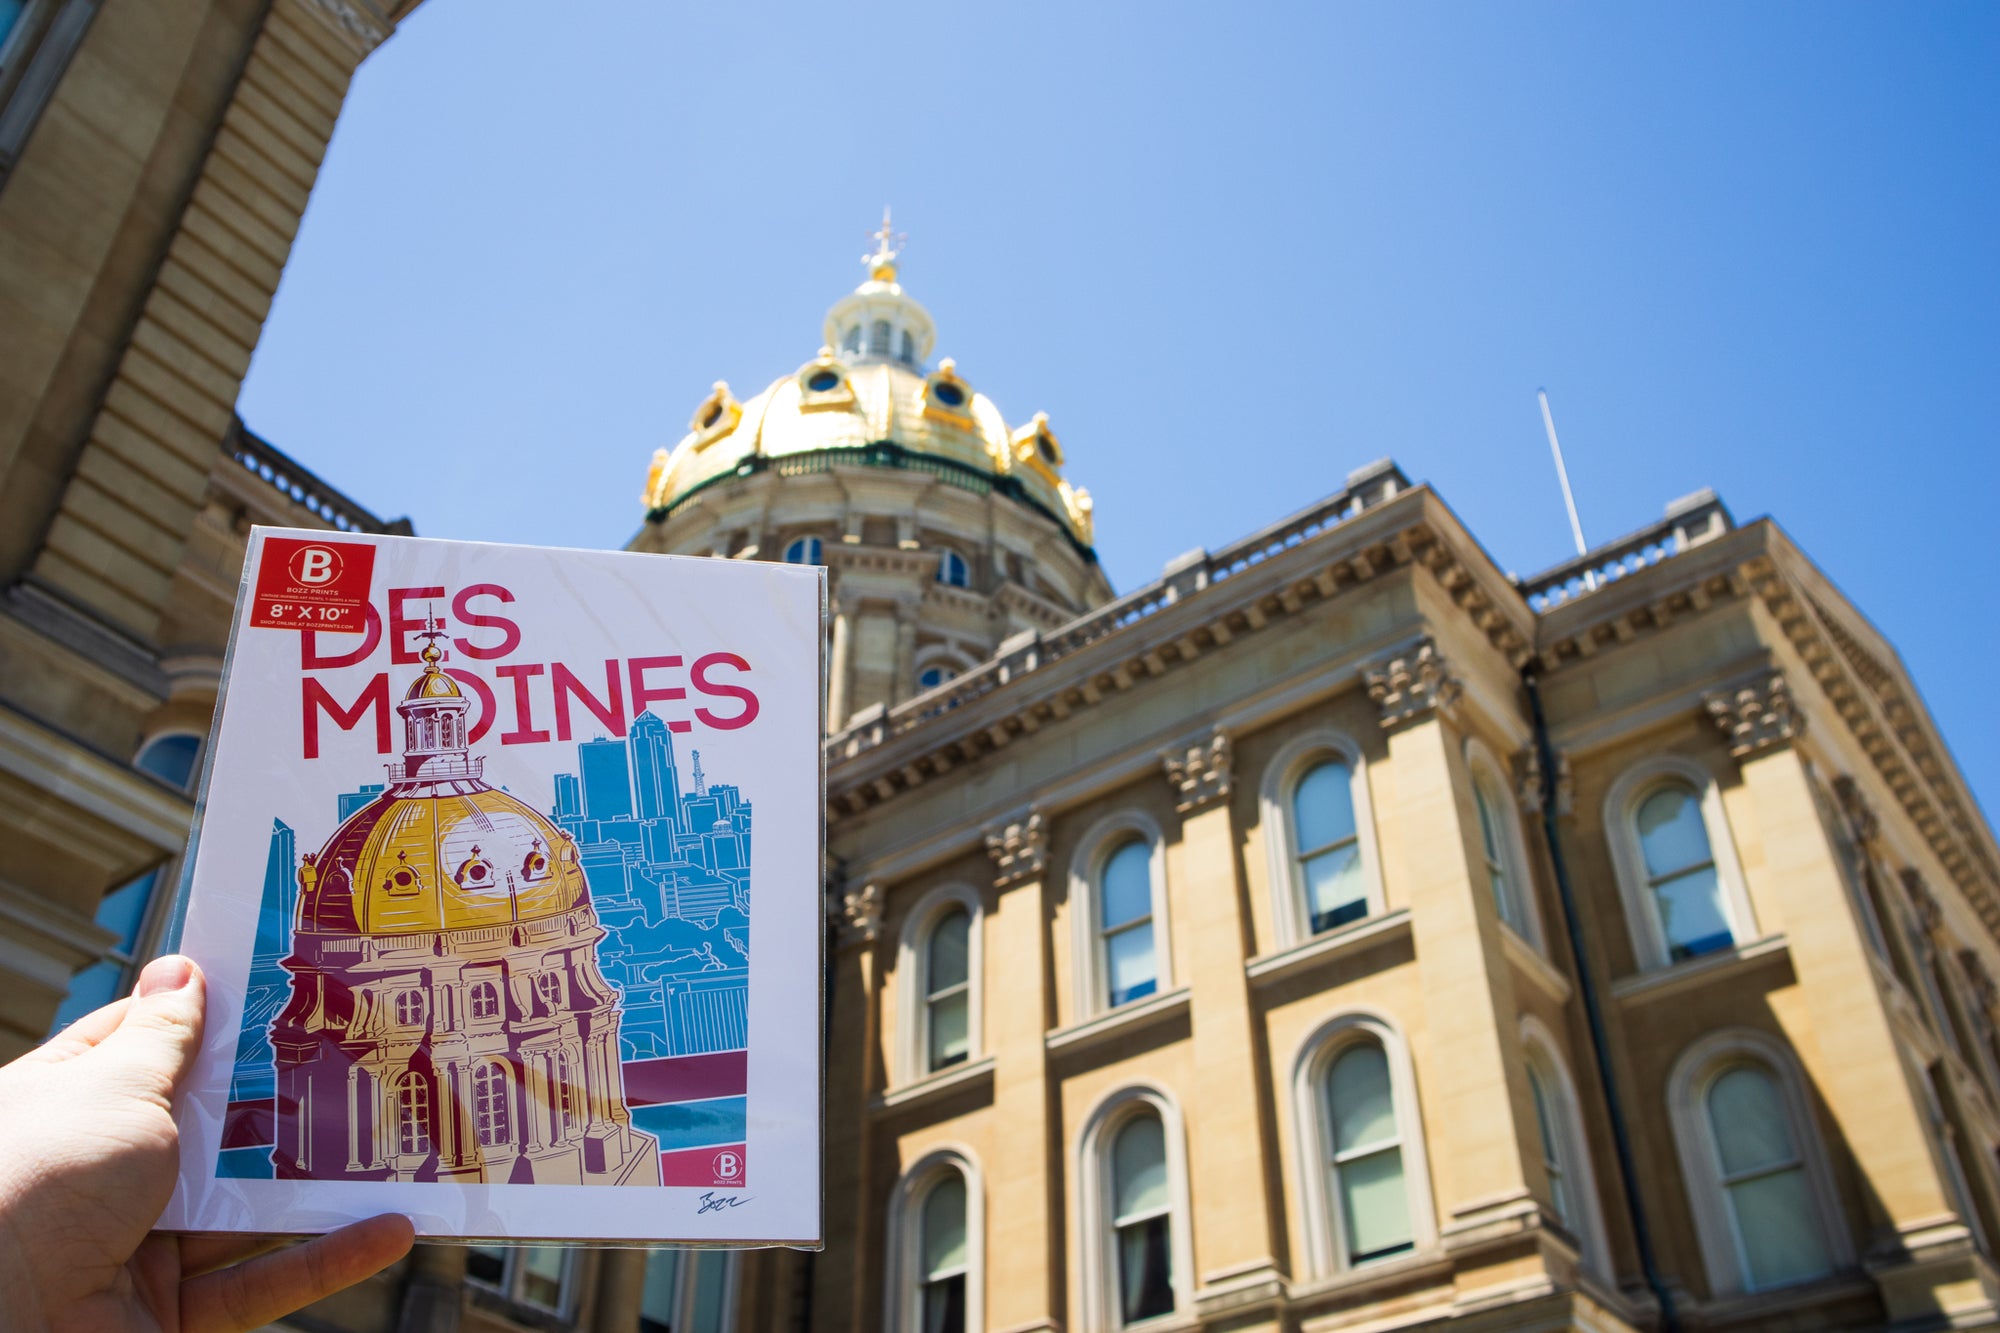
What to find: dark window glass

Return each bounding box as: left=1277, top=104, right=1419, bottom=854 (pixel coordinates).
left=932, top=381, right=966, bottom=407
left=807, top=369, right=841, bottom=393
left=135, top=733, right=202, bottom=791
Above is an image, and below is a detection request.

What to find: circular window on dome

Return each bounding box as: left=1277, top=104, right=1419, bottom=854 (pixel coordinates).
left=807, top=369, right=842, bottom=393
left=1037, top=434, right=1059, bottom=464
left=933, top=381, right=965, bottom=408
left=689, top=381, right=742, bottom=444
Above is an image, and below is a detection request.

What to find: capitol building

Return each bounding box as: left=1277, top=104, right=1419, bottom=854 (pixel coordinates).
left=3, top=3, right=2000, bottom=1333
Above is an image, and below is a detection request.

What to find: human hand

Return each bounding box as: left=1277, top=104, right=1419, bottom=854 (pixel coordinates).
left=0, top=954, right=415, bottom=1332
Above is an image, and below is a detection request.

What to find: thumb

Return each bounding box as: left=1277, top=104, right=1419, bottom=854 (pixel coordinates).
left=92, top=954, right=207, bottom=1108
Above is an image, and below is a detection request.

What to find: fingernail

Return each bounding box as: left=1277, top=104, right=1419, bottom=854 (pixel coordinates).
left=138, top=955, right=195, bottom=997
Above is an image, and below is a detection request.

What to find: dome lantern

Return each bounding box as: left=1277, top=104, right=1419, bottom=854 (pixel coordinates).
left=823, top=208, right=935, bottom=368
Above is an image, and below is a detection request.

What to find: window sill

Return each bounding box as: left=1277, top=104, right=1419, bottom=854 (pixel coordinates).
left=1287, top=1245, right=1454, bottom=1309
left=1046, top=986, right=1191, bottom=1055
left=1610, top=934, right=1789, bottom=1004
left=871, top=1055, right=995, bottom=1112
left=1499, top=925, right=1571, bottom=1005
left=1245, top=910, right=1413, bottom=986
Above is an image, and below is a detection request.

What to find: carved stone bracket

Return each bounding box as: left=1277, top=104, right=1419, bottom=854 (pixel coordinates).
left=1163, top=731, right=1232, bottom=814
left=1703, top=672, right=1804, bottom=758
left=294, top=0, right=392, bottom=54
left=1902, top=867, right=1942, bottom=933
left=1958, top=949, right=1996, bottom=1012
left=985, top=812, right=1048, bottom=888
left=833, top=882, right=882, bottom=949
left=1516, top=747, right=1574, bottom=818
left=1831, top=774, right=1881, bottom=844
left=1363, top=638, right=1462, bottom=730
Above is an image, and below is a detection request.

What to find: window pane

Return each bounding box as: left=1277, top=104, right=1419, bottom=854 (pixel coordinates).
left=1528, top=1069, right=1569, bottom=1223
left=687, top=1252, right=731, bottom=1333
left=0, top=2, right=22, bottom=48
left=928, top=909, right=969, bottom=993
left=1105, top=924, right=1157, bottom=1008
left=640, top=1249, right=682, bottom=1331
left=921, top=1274, right=966, bottom=1333
left=519, top=1247, right=567, bottom=1311
left=922, top=1175, right=967, bottom=1275
left=1302, top=844, right=1366, bottom=934
left=1100, top=841, right=1152, bottom=929
left=928, top=991, right=969, bottom=1069
left=1338, top=1145, right=1413, bottom=1262
left=135, top=733, right=202, bottom=790
left=466, top=1244, right=506, bottom=1286
left=95, top=869, right=160, bottom=953
left=1730, top=1168, right=1830, bottom=1289
left=1293, top=760, right=1357, bottom=854
left=1328, top=1043, right=1396, bottom=1152
left=1655, top=866, right=1733, bottom=959
left=1636, top=785, right=1712, bottom=879
left=1117, top=1216, right=1175, bottom=1322
left=50, top=959, right=125, bottom=1033
left=1112, top=1114, right=1168, bottom=1222
left=1707, top=1067, right=1797, bottom=1176
left=1474, top=784, right=1505, bottom=863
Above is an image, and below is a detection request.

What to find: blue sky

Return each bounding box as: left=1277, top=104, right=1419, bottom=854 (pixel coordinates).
left=239, top=2, right=1998, bottom=820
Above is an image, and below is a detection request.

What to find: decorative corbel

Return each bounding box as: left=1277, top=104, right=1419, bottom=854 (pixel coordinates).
left=985, top=811, right=1048, bottom=888
left=1516, top=747, right=1574, bottom=818
left=1702, top=672, right=1804, bottom=758
left=834, top=882, right=882, bottom=949
left=1363, top=637, right=1462, bottom=730
left=1162, top=731, right=1232, bottom=814
left=1957, top=948, right=1997, bottom=1013
left=1901, top=867, right=1942, bottom=933
left=1831, top=774, right=1881, bottom=844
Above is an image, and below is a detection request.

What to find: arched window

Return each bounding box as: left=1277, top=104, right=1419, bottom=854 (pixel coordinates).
left=1668, top=1031, right=1849, bottom=1296
left=1637, top=782, right=1732, bottom=961
left=919, top=1173, right=969, bottom=1331
left=1292, top=1013, right=1437, bottom=1278
left=395, top=989, right=426, bottom=1027
left=397, top=1075, right=431, bottom=1155
left=1605, top=759, right=1756, bottom=971
left=1325, top=1041, right=1413, bottom=1265
left=783, top=536, right=823, bottom=565
left=899, top=328, right=918, bottom=365
left=1706, top=1067, right=1832, bottom=1289
left=135, top=732, right=203, bottom=792
left=887, top=1152, right=985, bottom=1333
left=1463, top=741, right=1542, bottom=948
left=473, top=1062, right=511, bottom=1147
left=1079, top=1089, right=1192, bottom=1329
left=925, top=907, right=972, bottom=1072
left=1262, top=732, right=1383, bottom=947
left=1517, top=1017, right=1610, bottom=1275
left=1100, top=839, right=1158, bottom=1009
left=1110, top=1113, right=1175, bottom=1323
left=841, top=323, right=862, bottom=355
left=917, top=665, right=957, bottom=691
left=537, top=971, right=564, bottom=1011
left=936, top=549, right=970, bottom=588
left=470, top=980, right=500, bottom=1020
left=869, top=320, right=892, bottom=356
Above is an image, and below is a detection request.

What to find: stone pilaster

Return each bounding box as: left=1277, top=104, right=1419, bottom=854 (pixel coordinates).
left=983, top=811, right=1059, bottom=1332
left=1515, top=746, right=1573, bottom=818
left=827, top=594, right=856, bottom=730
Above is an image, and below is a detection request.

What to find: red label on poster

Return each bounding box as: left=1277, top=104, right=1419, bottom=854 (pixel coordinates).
left=250, top=538, right=376, bottom=632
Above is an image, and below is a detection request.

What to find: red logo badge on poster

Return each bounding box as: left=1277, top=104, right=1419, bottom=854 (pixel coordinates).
left=250, top=537, right=376, bottom=632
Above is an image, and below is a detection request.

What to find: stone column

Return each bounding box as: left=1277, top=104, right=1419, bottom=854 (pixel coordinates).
left=984, top=812, right=1061, bottom=1333
left=1364, top=640, right=1534, bottom=1253
left=1163, top=732, right=1285, bottom=1315
left=591, top=1247, right=650, bottom=1332
left=828, top=594, right=856, bottom=731
left=891, top=598, right=919, bottom=704
left=826, top=882, right=883, bottom=1332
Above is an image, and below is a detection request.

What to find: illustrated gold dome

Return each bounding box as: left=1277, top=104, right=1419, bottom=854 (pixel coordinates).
left=298, top=786, right=585, bottom=937
left=642, top=221, right=1095, bottom=547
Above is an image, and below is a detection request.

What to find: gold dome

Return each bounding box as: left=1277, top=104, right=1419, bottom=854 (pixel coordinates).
left=642, top=228, right=1096, bottom=547
left=297, top=784, right=585, bottom=938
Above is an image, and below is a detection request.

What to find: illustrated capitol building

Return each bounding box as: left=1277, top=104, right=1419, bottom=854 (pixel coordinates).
left=270, top=631, right=659, bottom=1186
left=6, top=7, right=2000, bottom=1333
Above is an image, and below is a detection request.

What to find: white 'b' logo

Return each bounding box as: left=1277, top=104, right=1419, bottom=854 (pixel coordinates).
left=290, top=545, right=341, bottom=586
left=712, top=1150, right=742, bottom=1181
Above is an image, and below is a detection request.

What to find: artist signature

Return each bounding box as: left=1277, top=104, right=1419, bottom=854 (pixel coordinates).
left=697, top=1191, right=751, bottom=1214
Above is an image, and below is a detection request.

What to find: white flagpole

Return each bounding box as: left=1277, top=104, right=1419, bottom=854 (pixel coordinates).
left=1538, top=388, right=1595, bottom=589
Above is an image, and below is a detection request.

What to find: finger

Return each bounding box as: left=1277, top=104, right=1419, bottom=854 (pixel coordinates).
left=181, top=1215, right=414, bottom=1333
left=91, top=955, right=206, bottom=1106
left=178, top=1232, right=288, bottom=1278
left=21, top=996, right=133, bottom=1064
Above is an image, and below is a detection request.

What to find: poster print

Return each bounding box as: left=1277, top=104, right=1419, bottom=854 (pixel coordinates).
left=162, top=529, right=823, bottom=1246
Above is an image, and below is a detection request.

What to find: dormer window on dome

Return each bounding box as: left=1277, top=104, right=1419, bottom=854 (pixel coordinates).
left=797, top=350, right=857, bottom=413
left=923, top=358, right=976, bottom=429
left=1012, top=412, right=1066, bottom=487
left=689, top=381, right=743, bottom=448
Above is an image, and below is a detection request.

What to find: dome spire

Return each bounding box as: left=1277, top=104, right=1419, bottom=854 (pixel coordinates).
left=864, top=206, right=905, bottom=283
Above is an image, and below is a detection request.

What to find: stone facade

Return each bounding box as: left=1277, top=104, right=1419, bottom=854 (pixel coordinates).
left=3, top=9, right=2000, bottom=1333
